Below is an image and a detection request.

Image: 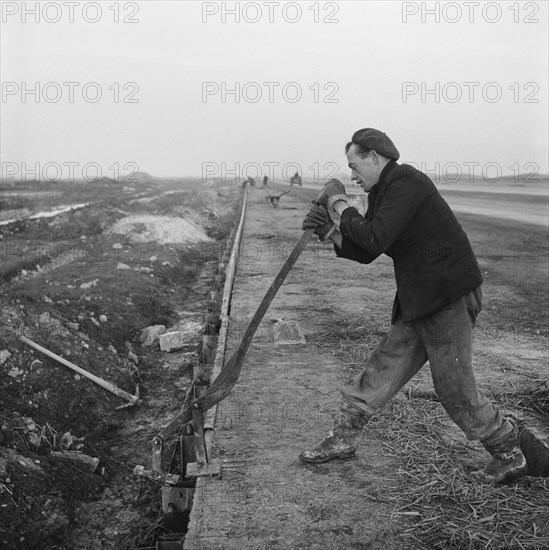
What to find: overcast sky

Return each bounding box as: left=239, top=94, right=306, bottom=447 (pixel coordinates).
left=1, top=1, right=548, bottom=183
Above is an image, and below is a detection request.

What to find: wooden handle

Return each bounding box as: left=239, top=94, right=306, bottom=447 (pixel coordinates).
left=20, top=335, right=138, bottom=403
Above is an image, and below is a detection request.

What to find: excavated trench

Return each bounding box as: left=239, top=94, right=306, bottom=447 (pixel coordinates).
left=149, top=190, right=248, bottom=550
left=0, top=182, right=250, bottom=549
left=519, top=423, right=549, bottom=478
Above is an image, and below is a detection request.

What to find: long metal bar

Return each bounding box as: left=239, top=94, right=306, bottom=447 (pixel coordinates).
left=194, top=228, right=315, bottom=412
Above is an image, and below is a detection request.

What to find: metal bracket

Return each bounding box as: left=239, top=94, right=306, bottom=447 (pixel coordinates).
left=133, top=434, right=183, bottom=484
left=185, top=400, right=222, bottom=478
left=181, top=427, right=196, bottom=478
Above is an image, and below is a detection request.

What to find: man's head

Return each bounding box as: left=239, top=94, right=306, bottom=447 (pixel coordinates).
left=345, top=128, right=399, bottom=192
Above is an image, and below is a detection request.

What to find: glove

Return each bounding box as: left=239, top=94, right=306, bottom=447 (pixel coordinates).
left=315, top=178, right=349, bottom=210
left=302, top=203, right=336, bottom=241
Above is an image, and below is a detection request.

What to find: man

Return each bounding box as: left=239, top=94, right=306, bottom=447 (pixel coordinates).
left=300, top=128, right=527, bottom=484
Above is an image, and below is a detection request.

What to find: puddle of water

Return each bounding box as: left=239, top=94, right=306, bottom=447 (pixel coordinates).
left=0, top=203, right=90, bottom=226
left=1, top=190, right=63, bottom=197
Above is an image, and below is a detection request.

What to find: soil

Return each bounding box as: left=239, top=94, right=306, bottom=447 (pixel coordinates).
left=0, top=177, right=241, bottom=549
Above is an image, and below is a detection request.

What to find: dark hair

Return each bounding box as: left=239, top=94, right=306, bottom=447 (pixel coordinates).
left=345, top=141, right=370, bottom=158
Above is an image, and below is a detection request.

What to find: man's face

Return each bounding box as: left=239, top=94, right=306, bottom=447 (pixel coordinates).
left=346, top=144, right=381, bottom=193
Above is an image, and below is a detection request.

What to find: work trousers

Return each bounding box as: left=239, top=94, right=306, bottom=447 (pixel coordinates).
left=341, top=287, right=516, bottom=451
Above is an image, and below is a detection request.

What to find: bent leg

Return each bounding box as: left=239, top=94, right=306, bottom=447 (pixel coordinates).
left=300, top=316, right=427, bottom=464
left=341, top=315, right=428, bottom=418
left=415, top=288, right=516, bottom=447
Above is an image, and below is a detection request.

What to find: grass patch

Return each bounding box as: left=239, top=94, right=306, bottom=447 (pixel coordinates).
left=368, top=400, right=549, bottom=549
left=315, top=313, right=549, bottom=549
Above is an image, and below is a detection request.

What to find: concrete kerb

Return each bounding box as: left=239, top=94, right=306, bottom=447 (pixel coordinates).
left=198, top=190, right=247, bottom=373
left=195, top=187, right=248, bottom=412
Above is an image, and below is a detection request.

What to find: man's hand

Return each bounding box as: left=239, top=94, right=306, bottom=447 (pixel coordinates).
left=302, top=202, right=327, bottom=229
left=316, top=178, right=349, bottom=210
left=302, top=203, right=336, bottom=241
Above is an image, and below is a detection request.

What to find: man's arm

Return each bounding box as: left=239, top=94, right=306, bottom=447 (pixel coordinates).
left=324, top=189, right=378, bottom=264
left=327, top=227, right=379, bottom=264
left=326, top=228, right=342, bottom=248
left=333, top=179, right=426, bottom=257
left=323, top=221, right=378, bottom=265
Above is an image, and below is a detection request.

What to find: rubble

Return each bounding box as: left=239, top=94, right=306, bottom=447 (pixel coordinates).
left=80, top=279, right=99, bottom=289
left=159, top=322, right=202, bottom=352
left=158, top=331, right=187, bottom=352
left=37, top=312, right=69, bottom=338
left=1, top=448, right=43, bottom=472
left=140, top=325, right=166, bottom=347
left=50, top=451, right=100, bottom=473
left=7, top=366, right=24, bottom=379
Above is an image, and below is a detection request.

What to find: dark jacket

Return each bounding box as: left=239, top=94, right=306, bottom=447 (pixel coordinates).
left=335, top=161, right=482, bottom=323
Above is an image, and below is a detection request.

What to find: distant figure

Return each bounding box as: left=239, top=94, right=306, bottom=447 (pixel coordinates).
left=242, top=177, right=256, bottom=188
left=263, top=175, right=269, bottom=187
left=265, top=189, right=290, bottom=208
left=290, top=171, right=302, bottom=186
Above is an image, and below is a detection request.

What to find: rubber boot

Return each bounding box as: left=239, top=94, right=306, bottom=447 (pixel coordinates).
left=299, top=407, right=367, bottom=464
left=471, top=419, right=527, bottom=483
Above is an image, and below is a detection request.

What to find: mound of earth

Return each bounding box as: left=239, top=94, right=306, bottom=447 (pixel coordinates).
left=109, top=215, right=212, bottom=245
